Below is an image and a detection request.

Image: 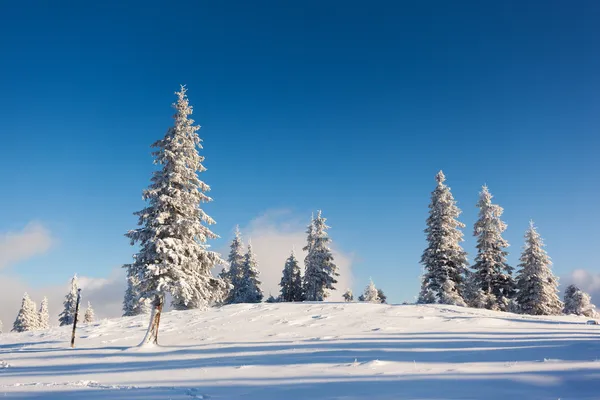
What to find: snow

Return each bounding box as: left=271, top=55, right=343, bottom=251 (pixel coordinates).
left=1, top=303, right=599, bottom=399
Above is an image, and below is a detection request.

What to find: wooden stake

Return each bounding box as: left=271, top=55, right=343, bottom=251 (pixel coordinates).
left=70, top=288, right=82, bottom=348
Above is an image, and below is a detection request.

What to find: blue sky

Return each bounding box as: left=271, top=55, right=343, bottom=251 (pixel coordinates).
left=1, top=1, right=600, bottom=310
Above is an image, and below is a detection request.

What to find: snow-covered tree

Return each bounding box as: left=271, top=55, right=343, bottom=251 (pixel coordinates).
left=265, top=294, right=278, bottom=303
left=471, top=185, right=515, bottom=310
left=363, top=279, right=381, bottom=303
left=280, top=250, right=304, bottom=302
left=122, top=274, right=151, bottom=317
left=38, top=297, right=49, bottom=330
left=237, top=243, right=263, bottom=303
left=343, top=289, right=354, bottom=302
left=563, top=284, right=597, bottom=317
left=377, top=289, right=387, bottom=304
left=303, top=211, right=339, bottom=301
left=124, top=87, right=224, bottom=345
left=515, top=222, right=563, bottom=315
left=58, top=274, right=79, bottom=326
left=84, top=302, right=95, bottom=323
left=225, top=227, right=246, bottom=304
left=419, top=171, right=468, bottom=304
left=357, top=294, right=365, bottom=302
left=13, top=293, right=39, bottom=332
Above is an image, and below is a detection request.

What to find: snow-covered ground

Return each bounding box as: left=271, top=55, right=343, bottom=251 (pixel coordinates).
left=1, top=303, right=599, bottom=399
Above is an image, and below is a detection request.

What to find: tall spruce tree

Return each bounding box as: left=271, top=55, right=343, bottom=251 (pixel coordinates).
left=58, top=274, right=79, bottom=326
left=122, top=274, right=151, bottom=317
left=515, top=222, right=563, bottom=315
left=471, top=185, right=515, bottom=310
left=563, top=284, right=597, bottom=317
left=363, top=279, right=380, bottom=303
left=280, top=249, right=303, bottom=302
left=225, top=227, right=246, bottom=304
left=238, top=242, right=263, bottom=303
left=13, top=293, right=39, bottom=332
left=303, top=211, right=339, bottom=301
left=419, top=171, right=468, bottom=305
left=38, top=297, right=49, bottom=330
left=124, top=87, right=224, bottom=345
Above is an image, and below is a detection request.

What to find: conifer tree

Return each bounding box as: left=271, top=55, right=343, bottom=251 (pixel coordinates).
left=59, top=274, right=79, bottom=326
left=13, top=293, right=39, bottom=332
left=84, top=302, right=95, bottom=323
left=238, top=243, right=263, bottom=303
left=122, top=274, right=151, bottom=317
left=280, top=249, right=303, bottom=302
left=38, top=297, right=49, bottom=330
left=124, top=87, right=224, bottom=345
left=515, top=222, right=563, bottom=315
left=419, top=171, right=468, bottom=305
left=377, top=289, right=387, bottom=304
left=363, top=279, right=381, bottom=303
left=225, top=227, right=245, bottom=304
left=471, top=185, right=515, bottom=310
left=343, top=289, right=353, bottom=302
left=303, top=211, right=339, bottom=301
left=563, top=284, right=597, bottom=317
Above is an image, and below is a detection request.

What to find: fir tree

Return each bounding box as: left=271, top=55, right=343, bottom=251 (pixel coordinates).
left=363, top=279, right=381, bottom=303
left=515, top=222, right=563, bottom=315
left=58, top=274, right=79, bottom=327
left=357, top=294, right=366, bottom=302
left=238, top=243, right=263, bottom=303
left=377, top=289, right=387, bottom=304
left=266, top=294, right=278, bottom=303
left=84, top=302, right=95, bottom=323
left=303, top=211, right=339, bottom=301
left=122, top=274, right=151, bottom=317
left=343, top=289, right=354, bottom=302
left=280, top=249, right=303, bottom=302
left=225, top=227, right=246, bottom=304
left=471, top=185, right=514, bottom=310
left=124, top=87, right=224, bottom=345
left=563, top=284, right=597, bottom=317
left=439, top=280, right=467, bottom=306
left=419, top=171, right=468, bottom=304
left=38, top=297, right=49, bottom=330
left=13, top=293, right=39, bottom=332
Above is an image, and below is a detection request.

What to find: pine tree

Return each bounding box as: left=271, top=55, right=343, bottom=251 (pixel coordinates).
left=343, top=289, right=353, bottom=302
left=122, top=274, right=151, bottom=317
left=363, top=279, right=381, bottom=303
left=124, top=87, right=224, bottom=345
left=303, top=211, right=339, bottom=301
left=84, top=302, right=95, bottom=323
left=59, top=274, right=79, bottom=326
left=471, top=185, right=515, bottom=311
left=515, top=222, right=563, bottom=315
left=266, top=294, right=278, bottom=303
left=38, top=297, right=49, bottom=330
left=13, top=293, right=39, bottom=332
left=238, top=243, right=263, bottom=303
left=563, top=284, right=597, bottom=317
left=280, top=250, right=304, bottom=302
left=357, top=294, right=366, bottom=302
left=419, top=171, right=468, bottom=304
left=377, top=289, right=387, bottom=304
left=225, top=227, right=246, bottom=304
left=439, top=280, right=467, bottom=306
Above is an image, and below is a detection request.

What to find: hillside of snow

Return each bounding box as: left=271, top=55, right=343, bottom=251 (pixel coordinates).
left=1, top=303, right=599, bottom=399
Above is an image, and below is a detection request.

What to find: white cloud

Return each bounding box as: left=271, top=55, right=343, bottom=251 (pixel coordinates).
left=230, top=209, right=355, bottom=301
left=0, top=222, right=54, bottom=269
left=565, top=269, right=600, bottom=304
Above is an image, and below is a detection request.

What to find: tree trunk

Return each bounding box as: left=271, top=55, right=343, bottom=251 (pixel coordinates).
left=140, top=295, right=163, bottom=346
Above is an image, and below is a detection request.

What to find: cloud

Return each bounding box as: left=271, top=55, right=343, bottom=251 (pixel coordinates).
left=227, top=209, right=355, bottom=301
left=564, top=269, right=600, bottom=305
left=0, top=223, right=54, bottom=269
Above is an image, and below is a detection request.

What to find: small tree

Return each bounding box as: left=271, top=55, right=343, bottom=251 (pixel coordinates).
left=377, top=289, right=387, bottom=304
left=563, top=284, right=597, bottom=317
left=225, top=227, right=245, bottom=304
left=357, top=294, right=365, bottom=302
left=439, top=280, right=467, bottom=306
left=280, top=250, right=304, bottom=302
left=363, top=279, right=381, bottom=303
left=238, top=243, right=263, bottom=303
left=38, top=297, right=50, bottom=330
left=303, top=211, right=339, bottom=301
left=515, top=222, right=562, bottom=315
left=342, top=289, right=353, bottom=302
left=13, top=293, right=39, bottom=332
left=84, top=302, right=95, bottom=323
left=59, top=274, right=79, bottom=326
left=265, top=294, right=278, bottom=303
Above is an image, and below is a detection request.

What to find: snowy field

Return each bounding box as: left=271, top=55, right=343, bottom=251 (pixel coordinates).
left=1, top=303, right=599, bottom=399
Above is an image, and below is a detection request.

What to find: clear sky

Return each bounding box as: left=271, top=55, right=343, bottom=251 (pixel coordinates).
left=2, top=1, right=600, bottom=317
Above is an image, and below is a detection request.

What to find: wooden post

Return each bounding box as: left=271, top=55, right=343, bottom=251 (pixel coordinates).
left=70, top=288, right=82, bottom=348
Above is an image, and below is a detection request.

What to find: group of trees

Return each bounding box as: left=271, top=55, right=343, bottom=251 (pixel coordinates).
left=418, top=171, right=597, bottom=317
left=11, top=274, right=95, bottom=333
left=342, top=280, right=387, bottom=304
